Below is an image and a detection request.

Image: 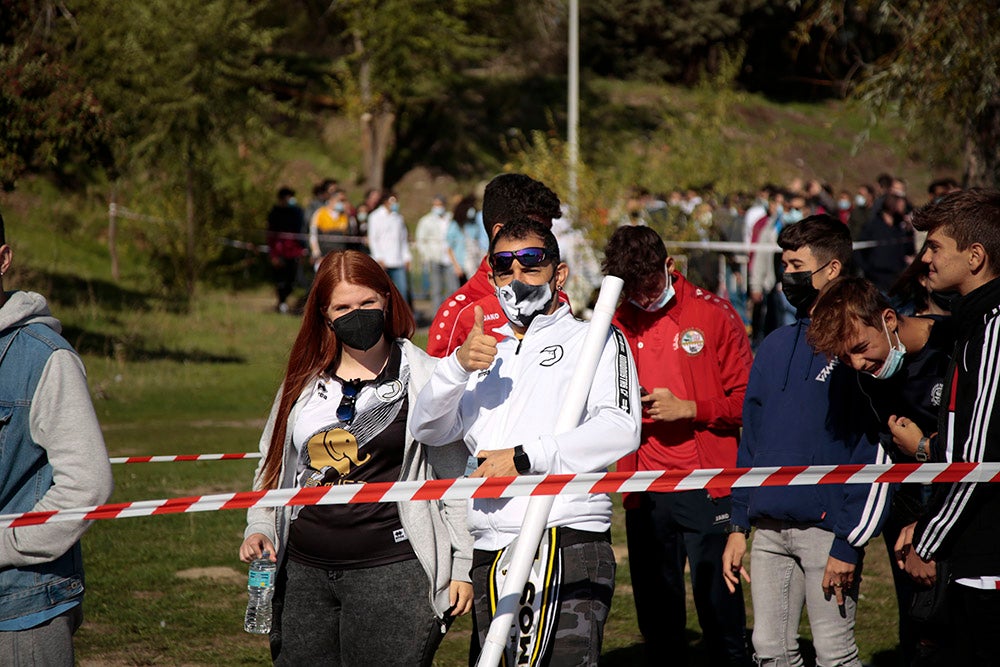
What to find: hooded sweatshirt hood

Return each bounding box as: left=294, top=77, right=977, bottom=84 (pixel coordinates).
left=0, top=291, right=62, bottom=334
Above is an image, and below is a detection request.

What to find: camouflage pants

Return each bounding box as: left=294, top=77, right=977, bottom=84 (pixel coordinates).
left=469, top=533, right=616, bottom=667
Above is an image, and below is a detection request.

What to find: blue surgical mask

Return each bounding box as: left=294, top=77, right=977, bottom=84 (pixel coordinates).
left=838, top=199, right=851, bottom=211
left=333, top=202, right=345, bottom=213
left=783, top=209, right=804, bottom=225
left=432, top=205, right=445, bottom=216
left=288, top=197, right=298, bottom=207
left=630, top=269, right=675, bottom=312
left=870, top=318, right=906, bottom=380
left=854, top=194, right=867, bottom=208
left=390, top=203, right=400, bottom=213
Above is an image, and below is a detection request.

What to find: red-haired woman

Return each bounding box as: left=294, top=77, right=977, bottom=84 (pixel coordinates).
left=239, top=250, right=473, bottom=666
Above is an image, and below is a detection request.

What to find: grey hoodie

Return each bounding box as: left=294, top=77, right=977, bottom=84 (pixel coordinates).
left=0, top=290, right=114, bottom=568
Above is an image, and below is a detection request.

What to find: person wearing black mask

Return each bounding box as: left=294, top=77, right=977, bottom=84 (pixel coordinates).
left=240, top=250, right=473, bottom=666
left=723, top=215, right=889, bottom=667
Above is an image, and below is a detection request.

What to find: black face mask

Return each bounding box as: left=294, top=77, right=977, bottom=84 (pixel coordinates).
left=329, top=308, right=385, bottom=351
left=781, top=261, right=830, bottom=314
left=781, top=271, right=819, bottom=313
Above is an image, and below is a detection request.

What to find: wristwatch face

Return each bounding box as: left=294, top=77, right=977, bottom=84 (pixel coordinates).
left=916, top=439, right=929, bottom=462
left=513, top=446, right=530, bottom=473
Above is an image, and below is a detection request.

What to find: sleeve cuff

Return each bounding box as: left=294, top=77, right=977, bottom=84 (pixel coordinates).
left=522, top=435, right=556, bottom=474
left=694, top=399, right=713, bottom=423
left=912, top=518, right=932, bottom=559
left=452, top=554, right=473, bottom=583
left=829, top=537, right=861, bottom=564
left=730, top=490, right=750, bottom=526
left=441, top=352, right=474, bottom=383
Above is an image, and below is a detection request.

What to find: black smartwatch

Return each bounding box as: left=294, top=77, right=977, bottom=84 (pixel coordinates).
left=513, top=445, right=531, bottom=474
left=725, top=524, right=751, bottom=537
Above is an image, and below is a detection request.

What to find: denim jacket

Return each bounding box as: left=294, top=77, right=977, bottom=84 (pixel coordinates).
left=1, top=292, right=113, bottom=626
left=0, top=321, right=84, bottom=622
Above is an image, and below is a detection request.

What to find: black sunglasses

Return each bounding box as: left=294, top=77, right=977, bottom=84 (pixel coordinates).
left=489, top=247, right=547, bottom=272
left=336, top=379, right=363, bottom=424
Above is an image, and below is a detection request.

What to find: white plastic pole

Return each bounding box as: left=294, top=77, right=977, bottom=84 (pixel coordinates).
left=477, top=275, right=624, bottom=667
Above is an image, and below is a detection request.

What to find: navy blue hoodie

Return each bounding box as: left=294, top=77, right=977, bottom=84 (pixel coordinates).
left=731, top=319, right=891, bottom=564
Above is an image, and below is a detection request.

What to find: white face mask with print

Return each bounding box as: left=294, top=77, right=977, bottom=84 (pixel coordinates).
left=496, top=279, right=555, bottom=329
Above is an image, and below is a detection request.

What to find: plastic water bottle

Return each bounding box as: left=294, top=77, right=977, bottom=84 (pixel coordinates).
left=244, top=552, right=276, bottom=634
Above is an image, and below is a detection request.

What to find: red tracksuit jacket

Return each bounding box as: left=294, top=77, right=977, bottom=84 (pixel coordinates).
left=613, top=272, right=753, bottom=502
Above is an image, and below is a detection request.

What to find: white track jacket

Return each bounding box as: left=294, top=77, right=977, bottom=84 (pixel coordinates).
left=412, top=304, right=641, bottom=550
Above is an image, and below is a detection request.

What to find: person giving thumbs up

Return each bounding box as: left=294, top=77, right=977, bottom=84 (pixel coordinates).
left=456, top=305, right=498, bottom=372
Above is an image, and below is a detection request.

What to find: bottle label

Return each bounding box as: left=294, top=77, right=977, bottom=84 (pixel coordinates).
left=248, top=569, right=273, bottom=588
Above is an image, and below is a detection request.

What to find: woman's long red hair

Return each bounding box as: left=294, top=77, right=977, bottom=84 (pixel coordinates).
left=257, top=250, right=415, bottom=489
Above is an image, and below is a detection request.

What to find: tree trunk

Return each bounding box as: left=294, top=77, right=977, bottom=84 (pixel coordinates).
left=963, top=96, right=1000, bottom=189
left=368, top=106, right=395, bottom=191
left=354, top=30, right=394, bottom=191
left=108, top=183, right=119, bottom=281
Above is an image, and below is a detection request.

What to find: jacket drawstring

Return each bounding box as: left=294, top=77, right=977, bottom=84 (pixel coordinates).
left=780, top=319, right=805, bottom=391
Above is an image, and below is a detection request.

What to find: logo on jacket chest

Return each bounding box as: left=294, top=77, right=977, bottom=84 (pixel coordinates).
left=539, top=345, right=564, bottom=366
left=815, top=358, right=839, bottom=382
left=375, top=380, right=404, bottom=402
left=930, top=382, right=943, bottom=407
left=675, top=328, right=706, bottom=356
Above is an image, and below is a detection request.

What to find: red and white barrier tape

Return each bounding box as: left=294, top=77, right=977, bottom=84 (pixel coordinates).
left=4, top=462, right=1000, bottom=530
left=109, top=453, right=260, bottom=464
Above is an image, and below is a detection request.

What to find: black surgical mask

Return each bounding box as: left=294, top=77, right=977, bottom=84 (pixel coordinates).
left=329, top=308, right=385, bottom=351
left=781, top=261, right=830, bottom=315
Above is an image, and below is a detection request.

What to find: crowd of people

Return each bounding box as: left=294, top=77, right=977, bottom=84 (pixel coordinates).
left=264, top=180, right=490, bottom=316
left=615, top=174, right=964, bottom=349
left=3, top=170, right=998, bottom=667
left=247, top=170, right=999, bottom=667
left=267, top=171, right=962, bottom=351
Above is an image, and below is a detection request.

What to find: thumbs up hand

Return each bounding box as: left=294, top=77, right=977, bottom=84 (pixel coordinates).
left=457, top=306, right=499, bottom=372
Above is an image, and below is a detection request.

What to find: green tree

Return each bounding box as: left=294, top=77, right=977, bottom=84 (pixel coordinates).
left=332, top=0, right=492, bottom=190
left=802, top=0, right=1000, bottom=187
left=76, top=0, right=288, bottom=292
left=580, top=0, right=770, bottom=84
left=0, top=1, right=112, bottom=190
